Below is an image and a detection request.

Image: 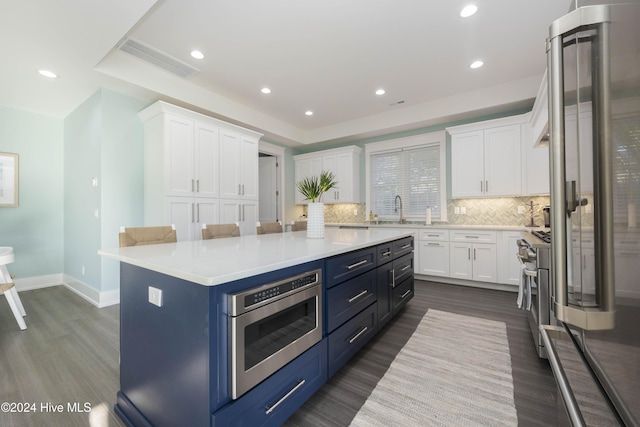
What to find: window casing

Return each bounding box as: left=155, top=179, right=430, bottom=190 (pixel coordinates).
left=365, top=132, right=447, bottom=222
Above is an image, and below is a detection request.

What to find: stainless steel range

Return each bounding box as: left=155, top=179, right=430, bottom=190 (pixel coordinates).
left=517, top=230, right=553, bottom=358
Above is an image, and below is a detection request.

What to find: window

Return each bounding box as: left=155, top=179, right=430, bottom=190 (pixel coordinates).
left=366, top=132, right=447, bottom=222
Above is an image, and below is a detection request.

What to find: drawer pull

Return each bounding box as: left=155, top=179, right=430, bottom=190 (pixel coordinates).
left=427, top=234, right=440, bottom=238
left=400, top=264, right=410, bottom=272
left=400, top=244, right=412, bottom=249
left=381, top=250, right=391, bottom=256
left=265, top=379, right=306, bottom=415
left=347, top=259, right=368, bottom=270
left=348, top=290, right=368, bottom=303
left=427, top=242, right=440, bottom=246
left=349, top=326, right=369, bottom=344
left=401, top=289, right=412, bottom=299
left=465, top=235, right=479, bottom=239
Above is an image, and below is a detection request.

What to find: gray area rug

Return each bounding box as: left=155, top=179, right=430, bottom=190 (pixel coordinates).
left=349, top=309, right=518, bottom=426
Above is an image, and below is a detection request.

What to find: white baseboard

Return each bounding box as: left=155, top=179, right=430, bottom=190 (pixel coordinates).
left=415, top=274, right=518, bottom=293
left=13, top=273, right=119, bottom=308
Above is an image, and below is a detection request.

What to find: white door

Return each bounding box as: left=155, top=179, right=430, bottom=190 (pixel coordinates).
left=472, top=243, right=497, bottom=282
left=259, top=156, right=278, bottom=222
left=240, top=136, right=259, bottom=199
left=195, top=199, right=219, bottom=239
left=165, top=115, right=194, bottom=197
left=294, top=157, right=323, bottom=204
left=418, top=241, right=450, bottom=277
left=451, top=131, right=484, bottom=197
left=219, top=131, right=241, bottom=198
left=449, top=242, right=473, bottom=280
left=484, top=124, right=522, bottom=196
left=165, top=197, right=194, bottom=241
left=194, top=122, right=219, bottom=198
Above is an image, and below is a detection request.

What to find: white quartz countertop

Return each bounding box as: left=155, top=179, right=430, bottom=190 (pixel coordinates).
left=99, top=228, right=414, bottom=286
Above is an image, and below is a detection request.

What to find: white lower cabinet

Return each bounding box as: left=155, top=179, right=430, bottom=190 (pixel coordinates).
left=449, top=230, right=497, bottom=283
left=498, top=231, right=524, bottom=286
left=418, top=241, right=450, bottom=277
left=166, top=197, right=219, bottom=241
left=220, top=199, right=259, bottom=236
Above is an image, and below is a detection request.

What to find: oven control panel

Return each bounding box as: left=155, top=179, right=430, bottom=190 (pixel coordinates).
left=229, top=269, right=322, bottom=316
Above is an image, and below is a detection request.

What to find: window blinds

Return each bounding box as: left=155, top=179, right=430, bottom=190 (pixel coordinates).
left=370, top=145, right=441, bottom=220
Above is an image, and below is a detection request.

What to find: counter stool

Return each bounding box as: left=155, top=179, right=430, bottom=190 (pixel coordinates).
left=0, top=247, right=27, bottom=330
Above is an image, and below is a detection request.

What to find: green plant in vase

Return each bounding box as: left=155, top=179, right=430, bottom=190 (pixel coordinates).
left=296, top=170, right=338, bottom=238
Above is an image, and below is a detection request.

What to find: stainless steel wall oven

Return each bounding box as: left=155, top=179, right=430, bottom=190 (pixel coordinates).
left=228, top=269, right=323, bottom=399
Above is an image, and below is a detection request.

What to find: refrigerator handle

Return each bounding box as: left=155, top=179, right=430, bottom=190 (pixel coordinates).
left=540, top=325, right=586, bottom=427
left=548, top=4, right=615, bottom=330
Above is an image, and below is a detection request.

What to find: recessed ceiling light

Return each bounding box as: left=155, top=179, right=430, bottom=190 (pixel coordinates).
left=375, top=89, right=386, bottom=96
left=38, top=69, right=58, bottom=79
left=460, top=5, right=478, bottom=18
left=190, top=50, right=204, bottom=60
left=470, top=60, right=484, bottom=69
left=305, top=111, right=314, bottom=116
left=261, top=87, right=271, bottom=94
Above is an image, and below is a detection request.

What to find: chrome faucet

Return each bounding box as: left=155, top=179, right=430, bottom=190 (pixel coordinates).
left=394, top=195, right=405, bottom=224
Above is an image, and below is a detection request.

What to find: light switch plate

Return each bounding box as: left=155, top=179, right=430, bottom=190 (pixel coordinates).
left=148, top=286, right=163, bottom=307
left=518, top=205, right=525, bottom=214
left=460, top=207, right=467, bottom=215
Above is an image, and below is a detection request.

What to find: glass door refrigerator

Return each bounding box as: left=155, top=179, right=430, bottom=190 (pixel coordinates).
left=542, top=1, right=640, bottom=426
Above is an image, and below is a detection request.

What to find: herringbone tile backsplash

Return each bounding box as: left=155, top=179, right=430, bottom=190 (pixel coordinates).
left=295, top=196, right=555, bottom=227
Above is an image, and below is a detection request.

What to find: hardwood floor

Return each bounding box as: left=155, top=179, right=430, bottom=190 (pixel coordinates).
left=0, top=281, right=565, bottom=426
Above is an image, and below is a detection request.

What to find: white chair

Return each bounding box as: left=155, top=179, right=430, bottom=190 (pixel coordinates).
left=0, top=247, right=27, bottom=330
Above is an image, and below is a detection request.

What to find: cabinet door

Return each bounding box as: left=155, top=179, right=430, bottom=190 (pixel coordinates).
left=376, top=261, right=393, bottom=329
left=193, top=122, right=219, bottom=198
left=449, top=242, right=473, bottom=280
left=451, top=131, right=484, bottom=198
left=334, top=151, right=357, bottom=202
left=220, top=199, right=241, bottom=223
left=524, top=142, right=550, bottom=195
left=219, top=130, right=242, bottom=198
left=194, top=199, right=219, bottom=239
left=165, top=114, right=194, bottom=197
left=418, top=241, right=450, bottom=277
left=294, top=157, right=323, bottom=204
left=472, top=243, right=497, bottom=282
left=484, top=124, right=522, bottom=196
left=497, top=231, right=523, bottom=286
left=240, top=135, right=259, bottom=199
left=221, top=199, right=259, bottom=235
left=165, top=197, right=195, bottom=242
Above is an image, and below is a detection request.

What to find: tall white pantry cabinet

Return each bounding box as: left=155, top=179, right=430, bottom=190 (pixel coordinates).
left=139, top=101, right=263, bottom=241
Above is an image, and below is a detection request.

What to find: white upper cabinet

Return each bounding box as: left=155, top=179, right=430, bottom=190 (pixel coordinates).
left=220, top=130, right=259, bottom=200
left=448, top=115, right=526, bottom=198
left=293, top=146, right=362, bottom=204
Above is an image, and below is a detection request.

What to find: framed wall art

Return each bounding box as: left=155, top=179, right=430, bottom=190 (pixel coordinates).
left=0, top=152, right=19, bottom=207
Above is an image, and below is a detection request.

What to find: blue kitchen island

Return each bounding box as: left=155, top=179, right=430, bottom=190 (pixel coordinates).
left=99, top=228, right=415, bottom=427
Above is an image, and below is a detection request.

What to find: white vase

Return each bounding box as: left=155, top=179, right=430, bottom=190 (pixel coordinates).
left=307, top=202, right=325, bottom=238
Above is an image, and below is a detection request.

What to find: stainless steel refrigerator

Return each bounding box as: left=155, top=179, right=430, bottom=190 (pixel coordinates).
left=542, top=0, right=640, bottom=426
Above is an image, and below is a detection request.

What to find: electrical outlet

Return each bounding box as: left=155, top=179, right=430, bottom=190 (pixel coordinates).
left=460, top=207, right=467, bottom=215
left=148, top=286, right=163, bottom=307
left=354, top=209, right=358, bottom=216
left=82, top=265, right=85, bottom=276
left=454, top=207, right=460, bottom=215
left=518, top=205, right=525, bottom=214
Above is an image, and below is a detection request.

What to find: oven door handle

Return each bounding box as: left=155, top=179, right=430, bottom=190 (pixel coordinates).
left=264, top=379, right=306, bottom=415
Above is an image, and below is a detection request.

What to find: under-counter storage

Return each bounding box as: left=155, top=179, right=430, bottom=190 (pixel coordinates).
left=326, top=269, right=376, bottom=333
left=449, top=230, right=497, bottom=283
left=212, top=339, right=328, bottom=427
left=327, top=304, right=377, bottom=377
left=377, top=242, right=393, bottom=266
left=392, top=276, right=414, bottom=315
left=325, top=246, right=376, bottom=288
left=392, top=236, right=414, bottom=258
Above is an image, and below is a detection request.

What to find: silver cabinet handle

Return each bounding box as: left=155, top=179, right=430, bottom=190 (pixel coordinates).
left=400, top=244, right=411, bottom=249
left=349, top=326, right=368, bottom=344
left=196, top=179, right=200, bottom=192
left=348, top=290, right=368, bottom=303
left=468, top=248, right=471, bottom=260
left=400, top=264, right=410, bottom=272
left=474, top=248, right=476, bottom=261
left=465, top=235, right=479, bottom=239
left=238, top=205, right=241, bottom=221
left=347, top=259, right=368, bottom=269
left=401, top=289, right=411, bottom=299
left=191, top=179, right=195, bottom=192
left=485, top=180, right=488, bottom=193
left=427, top=234, right=440, bottom=238
left=391, top=268, right=395, bottom=288
left=265, top=379, right=306, bottom=415
left=382, top=250, right=391, bottom=257
left=480, top=180, right=483, bottom=192
left=242, top=204, right=246, bottom=221
left=242, top=184, right=245, bottom=195
left=197, top=203, right=200, bottom=223
left=238, top=184, right=241, bottom=195
left=427, top=242, right=440, bottom=246
left=191, top=203, right=195, bottom=223
left=548, top=4, right=615, bottom=330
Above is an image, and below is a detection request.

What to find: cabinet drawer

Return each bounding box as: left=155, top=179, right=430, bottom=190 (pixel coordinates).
left=418, top=229, right=449, bottom=241
left=328, top=304, right=377, bottom=377
left=212, top=339, right=327, bottom=427
left=392, top=236, right=414, bottom=258
left=326, top=269, right=377, bottom=333
left=392, top=276, right=414, bottom=315
left=377, top=242, right=393, bottom=266
left=325, top=247, right=376, bottom=288
left=393, top=252, right=414, bottom=285
left=450, top=230, right=496, bottom=244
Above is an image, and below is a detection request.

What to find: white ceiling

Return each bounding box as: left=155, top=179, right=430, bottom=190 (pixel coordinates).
left=1, top=1, right=571, bottom=147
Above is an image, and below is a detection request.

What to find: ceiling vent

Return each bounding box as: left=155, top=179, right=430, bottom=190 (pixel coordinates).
left=118, top=37, right=199, bottom=79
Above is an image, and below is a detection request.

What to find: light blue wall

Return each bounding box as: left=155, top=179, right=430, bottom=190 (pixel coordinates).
left=64, top=89, right=148, bottom=292
left=0, top=107, right=64, bottom=279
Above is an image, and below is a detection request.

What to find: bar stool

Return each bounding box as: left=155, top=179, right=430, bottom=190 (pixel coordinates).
left=0, top=247, right=27, bottom=330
